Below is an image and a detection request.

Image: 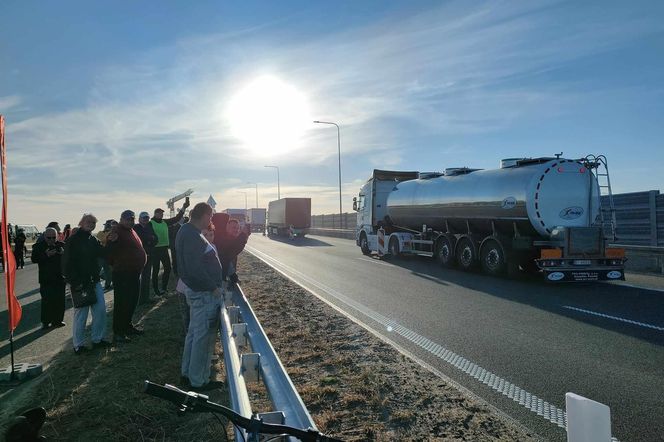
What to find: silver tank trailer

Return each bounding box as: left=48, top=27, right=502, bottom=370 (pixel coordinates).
left=386, top=158, right=600, bottom=239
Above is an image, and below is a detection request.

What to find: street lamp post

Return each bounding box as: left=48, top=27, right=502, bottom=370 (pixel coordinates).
left=313, top=120, right=343, bottom=225
left=238, top=191, right=247, bottom=210
left=264, top=165, right=280, bottom=200
left=247, top=182, right=259, bottom=207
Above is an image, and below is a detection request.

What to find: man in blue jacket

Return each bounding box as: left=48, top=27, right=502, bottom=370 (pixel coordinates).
left=176, top=202, right=223, bottom=391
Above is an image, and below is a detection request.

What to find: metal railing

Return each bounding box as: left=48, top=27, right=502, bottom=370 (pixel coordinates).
left=219, top=283, right=317, bottom=441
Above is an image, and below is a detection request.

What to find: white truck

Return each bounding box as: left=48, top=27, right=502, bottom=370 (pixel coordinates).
left=353, top=156, right=626, bottom=282
left=247, top=208, right=267, bottom=233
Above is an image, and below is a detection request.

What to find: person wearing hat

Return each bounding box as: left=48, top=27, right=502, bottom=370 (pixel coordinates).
left=133, top=211, right=158, bottom=304
left=150, top=198, right=190, bottom=296
left=106, top=210, right=147, bottom=342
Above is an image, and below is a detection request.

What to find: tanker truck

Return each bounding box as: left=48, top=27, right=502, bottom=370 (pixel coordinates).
left=353, top=155, right=626, bottom=282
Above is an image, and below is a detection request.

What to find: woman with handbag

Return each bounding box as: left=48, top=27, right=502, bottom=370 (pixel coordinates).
left=62, top=213, right=111, bottom=354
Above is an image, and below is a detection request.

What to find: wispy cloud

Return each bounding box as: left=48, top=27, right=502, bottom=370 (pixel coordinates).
left=0, top=95, right=21, bottom=112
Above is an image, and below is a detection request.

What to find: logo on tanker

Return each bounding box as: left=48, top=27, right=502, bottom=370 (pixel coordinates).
left=559, top=206, right=584, bottom=220
left=501, top=197, right=517, bottom=209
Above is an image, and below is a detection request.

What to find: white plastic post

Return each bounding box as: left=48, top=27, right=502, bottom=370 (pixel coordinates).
left=565, top=392, right=612, bottom=442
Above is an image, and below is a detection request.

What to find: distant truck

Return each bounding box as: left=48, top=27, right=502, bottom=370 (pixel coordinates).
left=354, top=155, right=626, bottom=282
left=247, top=208, right=267, bottom=233
left=222, top=209, right=247, bottom=225
left=267, top=198, right=311, bottom=238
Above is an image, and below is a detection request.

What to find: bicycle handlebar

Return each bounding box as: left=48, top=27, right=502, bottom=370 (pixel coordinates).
left=143, top=381, right=343, bottom=442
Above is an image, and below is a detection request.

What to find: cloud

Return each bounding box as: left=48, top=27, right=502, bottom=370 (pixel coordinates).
left=0, top=95, right=21, bottom=112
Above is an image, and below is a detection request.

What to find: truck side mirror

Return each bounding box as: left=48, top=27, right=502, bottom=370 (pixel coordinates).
left=352, top=197, right=358, bottom=211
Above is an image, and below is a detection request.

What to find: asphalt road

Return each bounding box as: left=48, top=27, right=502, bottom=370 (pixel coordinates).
left=246, top=234, right=664, bottom=442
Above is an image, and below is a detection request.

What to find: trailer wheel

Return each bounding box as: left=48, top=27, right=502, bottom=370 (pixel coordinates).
left=388, top=237, right=400, bottom=257
left=455, top=237, right=477, bottom=271
left=360, top=233, right=371, bottom=256
left=436, top=235, right=455, bottom=268
left=480, top=239, right=506, bottom=276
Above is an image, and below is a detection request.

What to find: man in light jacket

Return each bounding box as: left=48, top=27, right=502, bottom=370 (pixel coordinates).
left=176, top=202, right=223, bottom=392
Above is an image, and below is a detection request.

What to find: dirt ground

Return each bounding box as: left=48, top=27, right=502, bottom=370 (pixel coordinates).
left=237, top=252, right=535, bottom=441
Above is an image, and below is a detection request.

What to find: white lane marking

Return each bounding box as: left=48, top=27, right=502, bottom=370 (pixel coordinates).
left=606, top=282, right=664, bottom=293
left=562, top=305, right=664, bottom=331
left=247, top=245, right=621, bottom=437
left=355, top=257, right=392, bottom=267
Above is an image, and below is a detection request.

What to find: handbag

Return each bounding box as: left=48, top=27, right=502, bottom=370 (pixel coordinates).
left=70, top=283, right=98, bottom=308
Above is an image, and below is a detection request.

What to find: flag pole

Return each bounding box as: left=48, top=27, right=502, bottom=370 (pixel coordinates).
left=0, top=115, right=40, bottom=383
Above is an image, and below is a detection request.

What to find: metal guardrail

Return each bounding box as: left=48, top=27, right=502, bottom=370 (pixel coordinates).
left=219, top=283, right=317, bottom=441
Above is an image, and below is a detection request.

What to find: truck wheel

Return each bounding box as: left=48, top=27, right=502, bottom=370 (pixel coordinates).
left=436, top=235, right=455, bottom=268
left=360, top=233, right=371, bottom=255
left=480, top=239, right=506, bottom=276
left=388, top=237, right=400, bottom=257
left=455, top=237, right=477, bottom=271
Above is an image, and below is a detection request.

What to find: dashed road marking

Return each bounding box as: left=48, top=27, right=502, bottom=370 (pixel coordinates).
left=562, top=305, right=664, bottom=331
left=248, top=245, right=620, bottom=440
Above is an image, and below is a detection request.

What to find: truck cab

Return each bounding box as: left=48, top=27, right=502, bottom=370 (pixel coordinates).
left=354, top=170, right=419, bottom=254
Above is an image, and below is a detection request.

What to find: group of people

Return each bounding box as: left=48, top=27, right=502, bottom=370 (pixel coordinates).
left=29, top=199, right=250, bottom=383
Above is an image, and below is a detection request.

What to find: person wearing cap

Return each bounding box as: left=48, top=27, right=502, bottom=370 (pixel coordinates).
left=62, top=213, right=111, bottom=354
left=133, top=211, right=158, bottom=304
left=106, top=210, right=147, bottom=342
left=150, top=198, right=190, bottom=296
left=96, top=220, right=117, bottom=290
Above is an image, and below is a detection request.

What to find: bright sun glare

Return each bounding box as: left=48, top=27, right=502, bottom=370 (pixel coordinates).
left=227, top=75, right=310, bottom=156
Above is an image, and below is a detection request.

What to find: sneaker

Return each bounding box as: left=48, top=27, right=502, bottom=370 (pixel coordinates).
left=53, top=322, right=66, bottom=328
left=92, top=340, right=113, bottom=349
left=41, top=323, right=51, bottom=330
left=74, top=346, right=88, bottom=355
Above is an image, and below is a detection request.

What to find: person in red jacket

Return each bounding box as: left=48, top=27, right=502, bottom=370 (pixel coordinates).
left=106, top=210, right=147, bottom=343
left=213, top=218, right=250, bottom=284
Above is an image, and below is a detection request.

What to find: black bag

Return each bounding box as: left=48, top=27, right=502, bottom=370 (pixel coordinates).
left=70, top=283, right=97, bottom=308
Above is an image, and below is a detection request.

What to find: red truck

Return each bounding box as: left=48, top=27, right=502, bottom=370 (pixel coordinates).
left=267, top=198, right=311, bottom=238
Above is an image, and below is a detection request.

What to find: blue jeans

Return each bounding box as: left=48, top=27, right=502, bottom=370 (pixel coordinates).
left=72, top=282, right=107, bottom=348
left=181, top=288, right=221, bottom=387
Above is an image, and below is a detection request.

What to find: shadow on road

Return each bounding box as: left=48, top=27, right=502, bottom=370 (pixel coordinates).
left=267, top=236, right=333, bottom=247
left=383, top=255, right=664, bottom=346
left=16, top=288, right=40, bottom=301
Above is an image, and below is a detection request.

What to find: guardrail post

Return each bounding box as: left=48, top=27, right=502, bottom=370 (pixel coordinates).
left=241, top=353, right=261, bottom=382
left=565, top=392, right=611, bottom=442
left=228, top=306, right=240, bottom=324
left=232, top=323, right=248, bottom=347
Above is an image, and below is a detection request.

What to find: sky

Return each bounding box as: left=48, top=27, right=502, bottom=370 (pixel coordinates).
left=1, top=0, right=663, bottom=230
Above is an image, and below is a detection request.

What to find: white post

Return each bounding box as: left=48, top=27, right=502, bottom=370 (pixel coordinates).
left=565, top=393, right=612, bottom=442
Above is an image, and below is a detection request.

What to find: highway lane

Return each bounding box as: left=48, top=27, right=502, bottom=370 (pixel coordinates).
left=246, top=234, right=664, bottom=442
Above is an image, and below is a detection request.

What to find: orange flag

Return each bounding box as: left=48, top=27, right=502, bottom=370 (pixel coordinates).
left=1, top=115, right=21, bottom=331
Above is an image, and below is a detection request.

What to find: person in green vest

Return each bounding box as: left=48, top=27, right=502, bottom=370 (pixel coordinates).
left=150, top=198, right=190, bottom=296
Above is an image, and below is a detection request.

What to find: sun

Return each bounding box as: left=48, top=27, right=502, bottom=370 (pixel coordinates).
left=227, top=75, right=310, bottom=156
